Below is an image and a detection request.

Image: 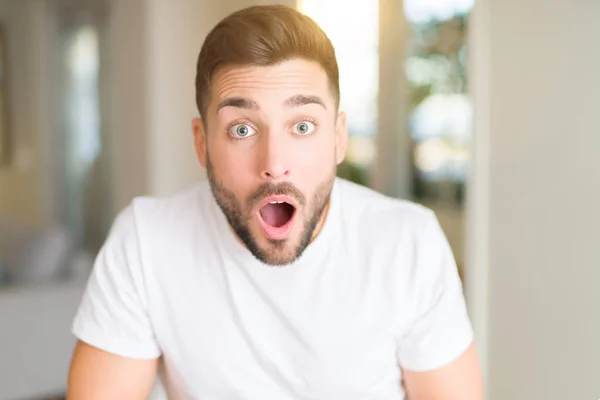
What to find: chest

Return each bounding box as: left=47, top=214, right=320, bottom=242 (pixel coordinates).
left=149, top=253, right=405, bottom=399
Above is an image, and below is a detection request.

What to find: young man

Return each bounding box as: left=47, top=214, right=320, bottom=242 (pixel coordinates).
left=68, top=5, right=483, bottom=399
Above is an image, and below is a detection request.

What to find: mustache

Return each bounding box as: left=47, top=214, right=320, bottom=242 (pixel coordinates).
left=247, top=182, right=306, bottom=209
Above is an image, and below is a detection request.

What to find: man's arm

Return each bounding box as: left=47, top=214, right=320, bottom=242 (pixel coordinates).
left=68, top=207, right=162, bottom=398
left=402, top=343, right=484, bottom=400
left=68, top=341, right=158, bottom=400
left=396, top=214, right=484, bottom=399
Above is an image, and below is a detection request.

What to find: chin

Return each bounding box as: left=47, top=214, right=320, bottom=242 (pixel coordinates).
left=242, top=229, right=302, bottom=266
left=261, top=253, right=299, bottom=267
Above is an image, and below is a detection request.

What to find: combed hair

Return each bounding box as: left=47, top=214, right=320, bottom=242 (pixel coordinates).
left=195, top=5, right=340, bottom=118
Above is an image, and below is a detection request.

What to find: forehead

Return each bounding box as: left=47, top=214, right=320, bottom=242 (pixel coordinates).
left=209, top=59, right=333, bottom=107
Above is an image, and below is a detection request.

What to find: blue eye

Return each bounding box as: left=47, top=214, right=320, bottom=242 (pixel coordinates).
left=293, top=121, right=316, bottom=135
left=229, top=124, right=256, bottom=138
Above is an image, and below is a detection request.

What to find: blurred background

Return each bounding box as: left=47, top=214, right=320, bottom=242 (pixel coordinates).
left=0, top=0, right=598, bottom=399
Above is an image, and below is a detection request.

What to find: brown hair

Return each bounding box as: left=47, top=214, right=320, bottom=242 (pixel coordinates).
left=195, top=5, right=339, bottom=120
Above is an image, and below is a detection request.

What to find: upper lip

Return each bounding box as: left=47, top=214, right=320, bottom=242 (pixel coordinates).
left=257, top=195, right=298, bottom=210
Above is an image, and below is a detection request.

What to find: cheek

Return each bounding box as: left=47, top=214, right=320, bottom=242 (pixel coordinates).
left=295, top=135, right=336, bottom=172
left=208, top=141, right=254, bottom=191
left=290, top=136, right=336, bottom=197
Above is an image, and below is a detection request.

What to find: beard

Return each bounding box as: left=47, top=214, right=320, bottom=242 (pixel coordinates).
left=206, top=155, right=335, bottom=266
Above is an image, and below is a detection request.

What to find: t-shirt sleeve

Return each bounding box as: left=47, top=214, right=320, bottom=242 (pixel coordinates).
left=72, top=205, right=161, bottom=359
left=396, top=212, right=474, bottom=372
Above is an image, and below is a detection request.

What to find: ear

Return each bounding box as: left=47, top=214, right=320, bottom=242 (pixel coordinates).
left=334, top=111, right=348, bottom=165
left=192, top=117, right=207, bottom=168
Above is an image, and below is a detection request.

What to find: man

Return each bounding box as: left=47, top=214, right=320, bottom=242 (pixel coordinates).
left=68, top=5, right=483, bottom=399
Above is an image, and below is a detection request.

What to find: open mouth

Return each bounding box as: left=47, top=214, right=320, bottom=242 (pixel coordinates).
left=257, top=198, right=297, bottom=240
left=260, top=201, right=295, bottom=227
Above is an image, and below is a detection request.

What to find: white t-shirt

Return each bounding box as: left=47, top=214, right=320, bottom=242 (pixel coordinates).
left=72, top=178, right=473, bottom=400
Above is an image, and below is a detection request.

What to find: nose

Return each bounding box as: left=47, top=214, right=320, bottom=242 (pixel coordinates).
left=259, top=132, right=290, bottom=180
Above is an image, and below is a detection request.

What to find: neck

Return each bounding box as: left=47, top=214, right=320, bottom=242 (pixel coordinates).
left=310, top=200, right=330, bottom=243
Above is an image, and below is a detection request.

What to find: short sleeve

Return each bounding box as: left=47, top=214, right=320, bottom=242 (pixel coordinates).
left=396, top=213, right=473, bottom=371
left=72, top=205, right=161, bottom=359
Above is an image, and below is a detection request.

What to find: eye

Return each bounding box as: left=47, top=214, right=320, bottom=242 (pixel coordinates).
left=292, top=121, right=316, bottom=135
left=229, top=123, right=257, bottom=139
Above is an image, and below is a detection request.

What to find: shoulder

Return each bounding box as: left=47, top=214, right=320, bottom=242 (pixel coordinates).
left=131, top=181, right=210, bottom=219
left=127, top=181, right=212, bottom=229
left=334, top=180, right=460, bottom=312
left=109, top=181, right=213, bottom=250
left=334, top=179, right=451, bottom=280
left=335, top=178, right=436, bottom=240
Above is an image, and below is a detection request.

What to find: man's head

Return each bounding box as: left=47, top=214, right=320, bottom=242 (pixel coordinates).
left=192, top=5, right=347, bottom=266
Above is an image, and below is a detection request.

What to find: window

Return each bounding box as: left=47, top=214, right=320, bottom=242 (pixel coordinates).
left=298, top=0, right=379, bottom=185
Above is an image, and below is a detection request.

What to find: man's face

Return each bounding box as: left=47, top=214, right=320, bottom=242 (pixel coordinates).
left=193, top=59, right=347, bottom=266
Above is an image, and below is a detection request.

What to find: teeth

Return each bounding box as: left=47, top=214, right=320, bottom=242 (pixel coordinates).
left=269, top=201, right=286, bottom=204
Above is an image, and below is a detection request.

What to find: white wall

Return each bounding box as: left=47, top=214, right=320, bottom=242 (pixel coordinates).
left=144, top=0, right=213, bottom=197
left=108, top=0, right=149, bottom=211
left=110, top=0, right=221, bottom=206
left=467, top=1, right=600, bottom=399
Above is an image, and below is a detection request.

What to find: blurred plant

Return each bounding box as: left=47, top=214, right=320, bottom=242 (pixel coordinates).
left=407, top=16, right=469, bottom=101
left=406, top=13, right=472, bottom=204
left=336, top=159, right=369, bottom=187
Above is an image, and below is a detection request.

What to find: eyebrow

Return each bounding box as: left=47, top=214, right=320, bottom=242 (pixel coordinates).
left=216, top=97, right=260, bottom=113
left=216, top=94, right=327, bottom=113
left=283, top=94, right=327, bottom=110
